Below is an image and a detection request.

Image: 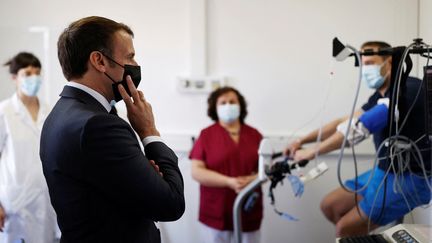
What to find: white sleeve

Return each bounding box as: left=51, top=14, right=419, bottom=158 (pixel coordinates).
left=142, top=136, right=164, bottom=147
left=336, top=118, right=370, bottom=147
left=0, top=115, right=5, bottom=209
left=377, top=97, right=390, bottom=107
left=0, top=115, right=7, bottom=154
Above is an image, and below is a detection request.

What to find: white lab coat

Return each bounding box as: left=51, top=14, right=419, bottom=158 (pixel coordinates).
left=0, top=94, right=56, bottom=243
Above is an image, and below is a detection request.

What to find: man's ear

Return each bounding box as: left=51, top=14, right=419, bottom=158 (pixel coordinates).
left=89, top=51, right=106, bottom=73
left=383, top=57, right=392, bottom=74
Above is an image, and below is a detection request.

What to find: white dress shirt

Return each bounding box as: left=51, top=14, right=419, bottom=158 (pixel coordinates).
left=66, top=82, right=163, bottom=146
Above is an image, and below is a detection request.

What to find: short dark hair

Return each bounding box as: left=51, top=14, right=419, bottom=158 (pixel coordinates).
left=361, top=41, right=392, bottom=57
left=207, top=86, right=248, bottom=124
left=57, top=16, right=134, bottom=81
left=3, top=52, right=41, bottom=74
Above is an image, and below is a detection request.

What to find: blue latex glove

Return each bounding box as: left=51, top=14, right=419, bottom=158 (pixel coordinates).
left=287, top=175, right=304, bottom=197
left=274, top=208, right=300, bottom=221
left=281, top=212, right=299, bottom=221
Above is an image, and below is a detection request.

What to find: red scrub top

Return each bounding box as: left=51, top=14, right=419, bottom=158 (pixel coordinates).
left=189, top=123, right=263, bottom=231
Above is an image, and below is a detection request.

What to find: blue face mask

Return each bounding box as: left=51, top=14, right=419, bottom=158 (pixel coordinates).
left=361, top=62, right=387, bottom=89
left=19, top=75, right=42, bottom=96
left=217, top=104, right=240, bottom=124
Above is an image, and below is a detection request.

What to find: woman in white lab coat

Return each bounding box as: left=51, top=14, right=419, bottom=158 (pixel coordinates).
left=0, top=52, right=56, bottom=243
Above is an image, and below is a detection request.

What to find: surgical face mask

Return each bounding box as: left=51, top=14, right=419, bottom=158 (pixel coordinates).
left=19, top=75, right=42, bottom=96
left=217, top=104, right=240, bottom=124
left=102, top=53, right=141, bottom=102
left=361, top=61, right=387, bottom=89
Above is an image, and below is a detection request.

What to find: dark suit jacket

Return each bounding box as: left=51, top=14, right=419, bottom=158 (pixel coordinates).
left=40, top=86, right=185, bottom=243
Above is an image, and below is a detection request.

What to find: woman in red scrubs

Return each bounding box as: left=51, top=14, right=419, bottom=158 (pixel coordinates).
left=190, top=87, right=263, bottom=243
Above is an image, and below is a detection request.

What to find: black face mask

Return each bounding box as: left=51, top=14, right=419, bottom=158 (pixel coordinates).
left=102, top=53, right=141, bottom=102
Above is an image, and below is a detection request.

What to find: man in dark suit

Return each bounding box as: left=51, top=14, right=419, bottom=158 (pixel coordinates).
left=39, top=16, right=185, bottom=243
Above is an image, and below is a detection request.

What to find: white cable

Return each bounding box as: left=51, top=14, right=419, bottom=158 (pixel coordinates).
left=376, top=134, right=427, bottom=160
left=339, top=135, right=390, bottom=193
left=397, top=78, right=424, bottom=133
left=360, top=132, right=432, bottom=232
left=396, top=43, right=431, bottom=135
left=367, top=160, right=392, bottom=233
left=374, top=42, right=432, bottom=229
left=342, top=41, right=432, bottom=231
left=393, top=43, right=416, bottom=132
left=408, top=139, right=432, bottom=190
left=391, top=150, right=415, bottom=224
left=287, top=61, right=336, bottom=166
left=367, top=134, right=432, bottom=232
left=313, top=61, right=341, bottom=168
left=337, top=45, right=364, bottom=192
left=404, top=161, right=428, bottom=209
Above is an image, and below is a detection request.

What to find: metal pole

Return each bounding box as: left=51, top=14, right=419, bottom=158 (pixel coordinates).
left=233, top=178, right=267, bottom=243
left=233, top=138, right=273, bottom=243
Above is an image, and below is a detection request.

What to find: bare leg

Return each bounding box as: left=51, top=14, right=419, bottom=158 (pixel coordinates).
left=335, top=206, right=380, bottom=237
left=320, top=187, right=362, bottom=224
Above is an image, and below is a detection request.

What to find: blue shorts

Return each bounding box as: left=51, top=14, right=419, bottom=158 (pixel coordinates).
left=345, top=167, right=432, bottom=225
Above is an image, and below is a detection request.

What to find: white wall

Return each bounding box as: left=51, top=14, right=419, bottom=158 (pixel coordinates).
left=0, top=0, right=423, bottom=138
left=0, top=0, right=191, bottom=113
left=0, top=0, right=430, bottom=242
left=413, top=0, right=432, bottom=227
left=206, top=0, right=419, bottom=137
left=417, top=0, right=432, bottom=73
left=419, top=0, right=432, bottom=43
